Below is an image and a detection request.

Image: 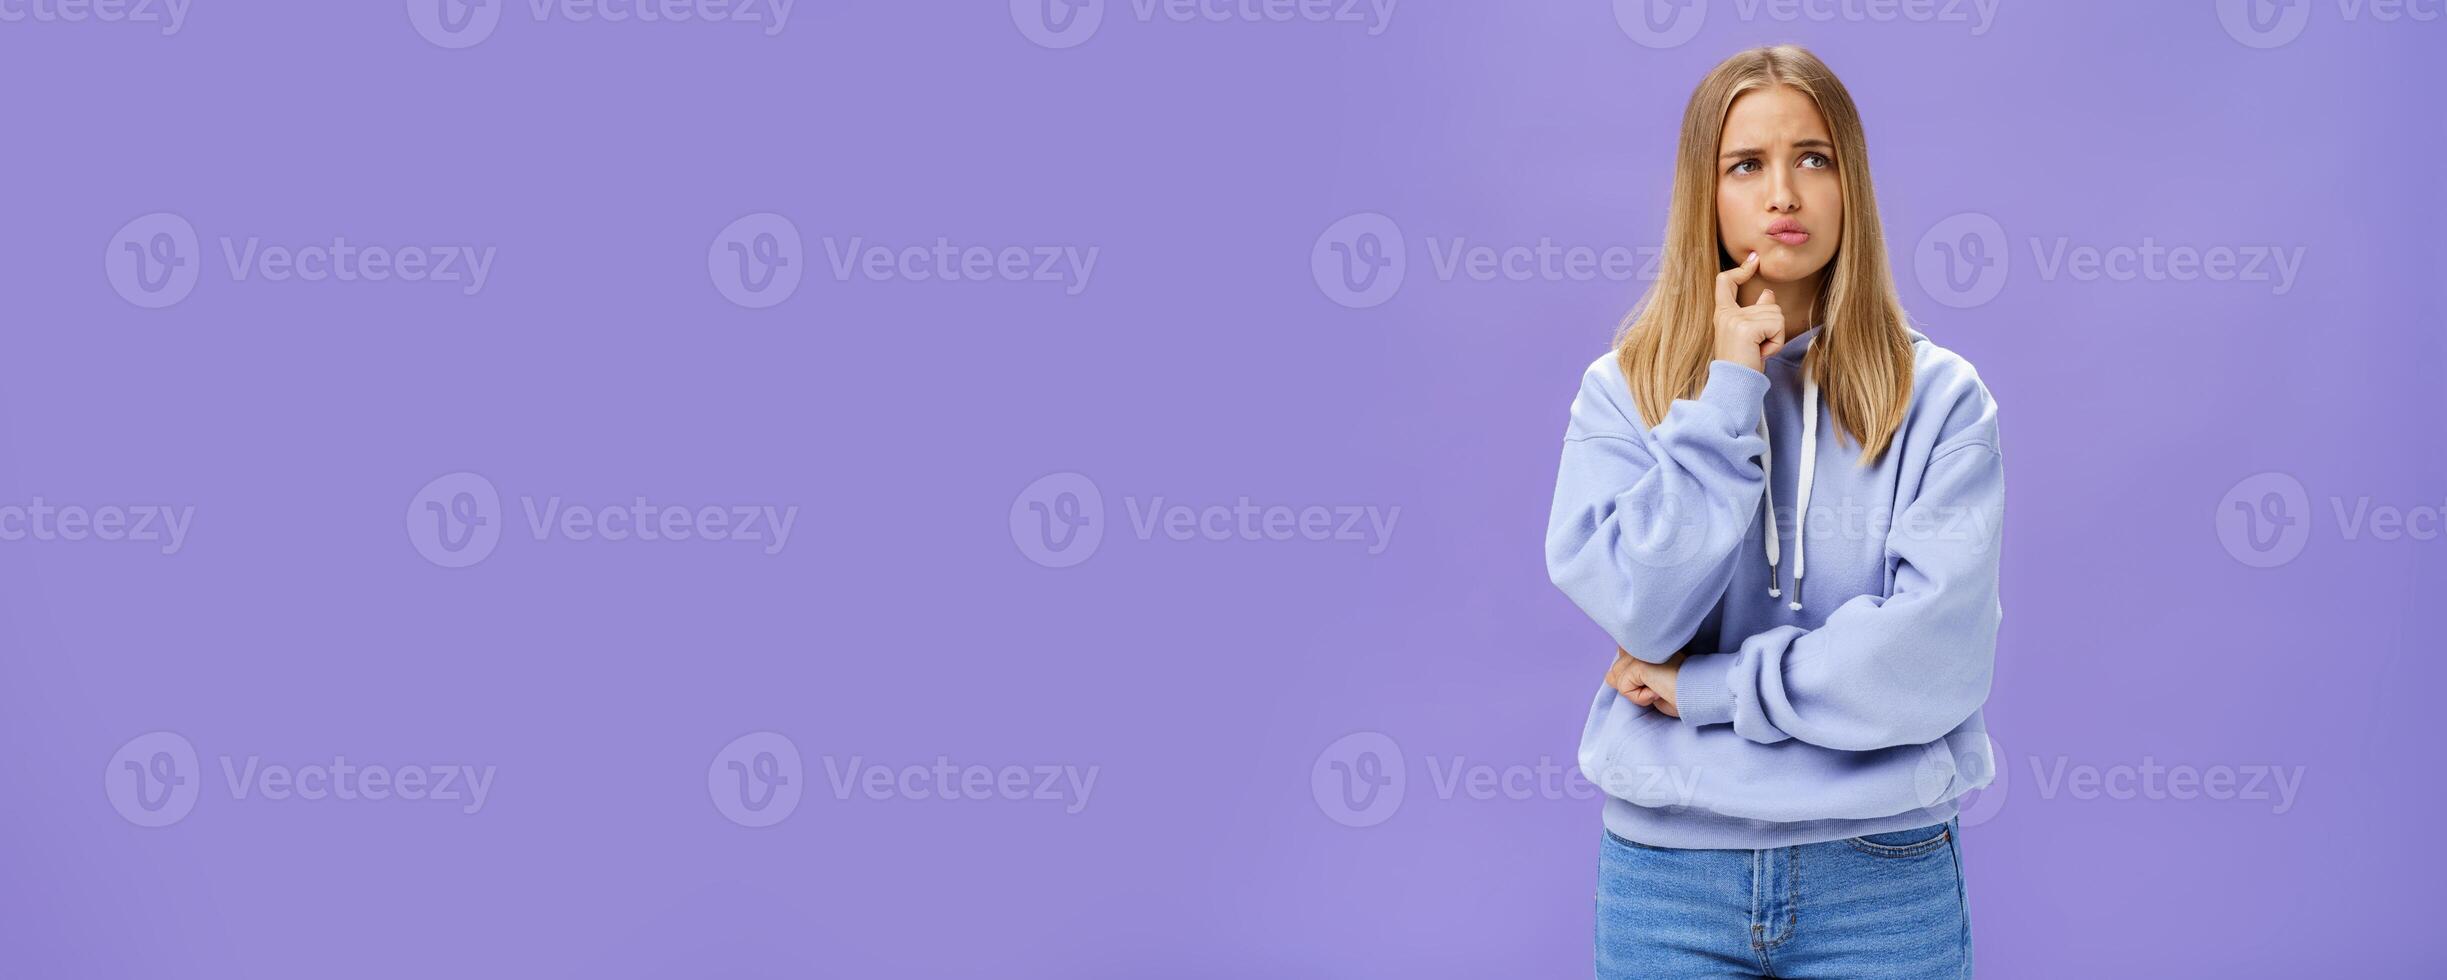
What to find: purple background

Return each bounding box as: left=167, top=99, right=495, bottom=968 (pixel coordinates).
left=2, top=1, right=2440, bottom=976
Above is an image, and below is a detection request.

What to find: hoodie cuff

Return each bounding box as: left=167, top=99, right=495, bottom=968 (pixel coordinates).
left=1698, top=361, right=1770, bottom=433
left=1673, top=652, right=1739, bottom=728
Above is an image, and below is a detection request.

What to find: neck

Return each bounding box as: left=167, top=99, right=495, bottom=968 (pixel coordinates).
left=1736, top=270, right=1824, bottom=341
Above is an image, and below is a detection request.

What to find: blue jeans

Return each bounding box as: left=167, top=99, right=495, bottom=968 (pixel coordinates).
left=1596, top=817, right=1971, bottom=978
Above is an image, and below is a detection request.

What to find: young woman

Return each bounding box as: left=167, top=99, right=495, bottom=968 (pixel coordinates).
left=1545, top=46, right=2003, bottom=978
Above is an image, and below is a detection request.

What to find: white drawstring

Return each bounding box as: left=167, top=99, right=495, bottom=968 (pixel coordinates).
left=1789, top=371, right=1819, bottom=611
left=1757, top=419, right=1781, bottom=599
left=1758, top=352, right=1822, bottom=611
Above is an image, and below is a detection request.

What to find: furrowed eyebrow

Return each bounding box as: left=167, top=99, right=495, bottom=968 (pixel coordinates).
left=1720, top=138, right=1836, bottom=159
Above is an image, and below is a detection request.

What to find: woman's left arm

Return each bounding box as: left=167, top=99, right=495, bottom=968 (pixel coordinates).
left=1668, top=434, right=2005, bottom=752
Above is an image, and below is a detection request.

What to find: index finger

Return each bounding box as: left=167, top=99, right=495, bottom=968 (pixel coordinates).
left=1715, top=251, right=1759, bottom=309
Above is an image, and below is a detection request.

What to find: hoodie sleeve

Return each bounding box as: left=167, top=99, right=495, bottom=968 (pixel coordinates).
left=1545, top=359, right=1771, bottom=664
left=1670, top=431, right=2005, bottom=751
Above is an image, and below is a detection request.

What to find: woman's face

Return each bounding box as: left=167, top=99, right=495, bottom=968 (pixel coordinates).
left=1715, top=85, right=1843, bottom=288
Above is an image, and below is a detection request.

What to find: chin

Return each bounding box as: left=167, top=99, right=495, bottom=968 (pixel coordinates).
left=1761, top=248, right=1831, bottom=283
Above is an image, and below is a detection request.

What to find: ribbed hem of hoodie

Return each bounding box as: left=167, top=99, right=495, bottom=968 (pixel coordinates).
left=1602, top=797, right=1962, bottom=850
left=1698, top=361, right=1770, bottom=432
left=1672, top=652, right=1738, bottom=728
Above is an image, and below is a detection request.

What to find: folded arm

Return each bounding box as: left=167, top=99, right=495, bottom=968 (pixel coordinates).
left=1546, top=360, right=1770, bottom=664
left=1669, top=438, right=2005, bottom=751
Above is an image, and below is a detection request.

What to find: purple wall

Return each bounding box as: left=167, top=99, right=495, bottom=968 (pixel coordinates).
left=2, top=1, right=2439, bottom=976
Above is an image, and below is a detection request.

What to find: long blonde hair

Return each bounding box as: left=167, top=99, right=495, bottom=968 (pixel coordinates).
left=1616, top=44, right=1914, bottom=462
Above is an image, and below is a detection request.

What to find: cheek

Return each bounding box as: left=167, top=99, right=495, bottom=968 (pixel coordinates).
left=1715, top=192, right=1750, bottom=250
left=1808, top=181, right=1843, bottom=242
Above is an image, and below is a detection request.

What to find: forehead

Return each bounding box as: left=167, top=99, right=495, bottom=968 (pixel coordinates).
left=1722, top=85, right=1829, bottom=141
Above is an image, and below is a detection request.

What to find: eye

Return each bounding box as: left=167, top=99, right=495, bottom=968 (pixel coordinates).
left=1800, top=152, right=1832, bottom=170
left=1727, top=159, right=1759, bottom=176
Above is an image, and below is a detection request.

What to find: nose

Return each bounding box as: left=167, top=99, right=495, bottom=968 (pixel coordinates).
left=1767, top=166, right=1800, bottom=214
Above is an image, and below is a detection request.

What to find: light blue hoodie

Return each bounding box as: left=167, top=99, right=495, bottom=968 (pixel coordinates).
left=1546, top=325, right=2004, bottom=849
